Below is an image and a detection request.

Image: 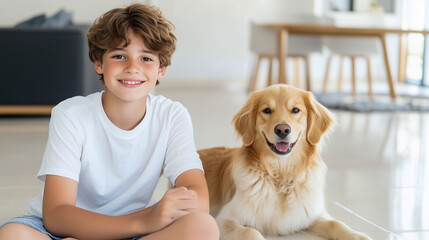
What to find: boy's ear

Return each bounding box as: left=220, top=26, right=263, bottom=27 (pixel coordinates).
left=157, top=66, right=167, bottom=80
left=94, top=61, right=103, bottom=74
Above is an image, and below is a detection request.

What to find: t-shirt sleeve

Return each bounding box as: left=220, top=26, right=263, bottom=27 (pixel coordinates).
left=163, top=104, right=203, bottom=186
left=37, top=107, right=82, bottom=182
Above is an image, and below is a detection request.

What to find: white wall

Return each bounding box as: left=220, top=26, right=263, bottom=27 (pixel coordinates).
left=0, top=0, right=401, bottom=88
left=159, top=0, right=318, bottom=83
left=0, top=0, right=319, bottom=84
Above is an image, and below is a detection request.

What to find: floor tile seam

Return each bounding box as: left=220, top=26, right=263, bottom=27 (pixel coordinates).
left=334, top=201, right=401, bottom=238
left=389, top=186, right=427, bottom=189
left=393, top=229, right=429, bottom=233
left=327, top=186, right=427, bottom=192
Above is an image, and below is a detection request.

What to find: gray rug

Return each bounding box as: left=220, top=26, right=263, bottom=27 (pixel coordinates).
left=314, top=92, right=429, bottom=112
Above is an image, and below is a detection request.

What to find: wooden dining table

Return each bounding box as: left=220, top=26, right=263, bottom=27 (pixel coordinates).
left=260, top=23, right=429, bottom=99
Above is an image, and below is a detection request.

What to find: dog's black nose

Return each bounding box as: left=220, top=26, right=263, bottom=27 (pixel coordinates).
left=274, top=124, right=291, bottom=138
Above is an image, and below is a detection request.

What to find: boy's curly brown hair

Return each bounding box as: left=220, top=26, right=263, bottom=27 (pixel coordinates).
left=87, top=4, right=176, bottom=82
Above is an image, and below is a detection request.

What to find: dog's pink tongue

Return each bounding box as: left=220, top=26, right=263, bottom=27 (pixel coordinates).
left=275, top=142, right=290, bottom=152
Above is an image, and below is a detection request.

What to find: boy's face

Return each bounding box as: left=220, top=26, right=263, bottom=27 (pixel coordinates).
left=94, top=31, right=166, bottom=104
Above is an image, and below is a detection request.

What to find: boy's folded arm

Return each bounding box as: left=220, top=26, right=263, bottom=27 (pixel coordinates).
left=41, top=169, right=209, bottom=239
left=174, top=169, right=210, bottom=213
left=42, top=175, right=152, bottom=239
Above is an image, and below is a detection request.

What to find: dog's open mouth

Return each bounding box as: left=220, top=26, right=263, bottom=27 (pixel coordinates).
left=263, top=133, right=299, bottom=155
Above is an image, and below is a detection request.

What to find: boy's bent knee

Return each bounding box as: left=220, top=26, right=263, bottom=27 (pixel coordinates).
left=0, top=223, right=50, bottom=240
left=179, top=212, right=219, bottom=240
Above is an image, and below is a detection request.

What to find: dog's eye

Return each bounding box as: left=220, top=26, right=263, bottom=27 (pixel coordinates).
left=263, top=108, right=272, bottom=114
left=291, top=108, right=300, bottom=113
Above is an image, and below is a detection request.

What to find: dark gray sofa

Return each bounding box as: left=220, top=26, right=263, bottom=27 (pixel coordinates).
left=0, top=25, right=103, bottom=105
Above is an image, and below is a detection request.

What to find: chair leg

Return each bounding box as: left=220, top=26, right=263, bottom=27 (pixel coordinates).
left=380, top=33, right=396, bottom=99
left=267, top=56, right=273, bottom=87
left=365, top=56, right=373, bottom=98
left=323, top=54, right=333, bottom=92
left=304, top=55, right=311, bottom=91
left=338, top=55, right=344, bottom=91
left=351, top=56, right=357, bottom=97
left=248, top=55, right=262, bottom=92
left=293, top=57, right=301, bottom=88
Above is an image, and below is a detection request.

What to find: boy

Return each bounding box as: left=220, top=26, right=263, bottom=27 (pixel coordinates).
left=0, top=4, right=219, bottom=240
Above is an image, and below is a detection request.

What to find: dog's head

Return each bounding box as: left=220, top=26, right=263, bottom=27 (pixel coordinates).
left=233, top=84, right=333, bottom=157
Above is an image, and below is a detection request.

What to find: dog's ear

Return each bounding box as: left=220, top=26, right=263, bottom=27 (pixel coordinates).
left=232, top=92, right=259, bottom=146
left=305, top=92, right=334, bottom=146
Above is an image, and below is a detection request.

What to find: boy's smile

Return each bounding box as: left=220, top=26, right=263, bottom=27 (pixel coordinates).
left=94, top=30, right=166, bottom=105
left=118, top=79, right=146, bottom=88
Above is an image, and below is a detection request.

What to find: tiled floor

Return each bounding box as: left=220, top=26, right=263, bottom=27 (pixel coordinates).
left=1, top=81, right=428, bottom=239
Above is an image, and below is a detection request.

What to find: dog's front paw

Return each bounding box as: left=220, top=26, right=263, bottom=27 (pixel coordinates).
left=309, top=219, right=373, bottom=240
left=242, top=227, right=265, bottom=240
left=219, top=219, right=265, bottom=240
left=221, top=226, right=265, bottom=240
left=348, top=231, right=372, bottom=240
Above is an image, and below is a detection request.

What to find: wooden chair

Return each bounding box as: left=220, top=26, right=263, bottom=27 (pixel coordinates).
left=322, top=36, right=379, bottom=97
left=248, top=16, right=333, bottom=92
left=248, top=53, right=311, bottom=92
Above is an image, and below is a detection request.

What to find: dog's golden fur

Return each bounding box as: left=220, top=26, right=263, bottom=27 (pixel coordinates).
left=198, top=85, right=370, bottom=240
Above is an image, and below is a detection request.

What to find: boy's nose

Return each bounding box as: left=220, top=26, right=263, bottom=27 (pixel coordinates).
left=125, top=59, right=141, bottom=74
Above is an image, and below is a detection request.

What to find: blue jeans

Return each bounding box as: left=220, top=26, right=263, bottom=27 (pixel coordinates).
left=1, top=215, right=146, bottom=240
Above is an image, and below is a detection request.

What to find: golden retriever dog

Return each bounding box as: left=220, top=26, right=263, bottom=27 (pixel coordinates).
left=198, top=84, right=370, bottom=240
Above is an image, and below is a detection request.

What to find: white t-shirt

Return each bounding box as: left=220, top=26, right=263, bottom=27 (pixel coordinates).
left=28, top=92, right=203, bottom=218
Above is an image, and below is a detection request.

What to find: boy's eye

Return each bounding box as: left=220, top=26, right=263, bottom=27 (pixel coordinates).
left=112, top=55, right=125, bottom=59
left=142, top=57, right=153, bottom=62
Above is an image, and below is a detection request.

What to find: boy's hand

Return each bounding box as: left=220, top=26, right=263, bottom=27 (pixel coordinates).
left=145, top=187, right=198, bottom=232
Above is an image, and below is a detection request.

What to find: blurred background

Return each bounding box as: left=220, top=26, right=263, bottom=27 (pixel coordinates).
left=1, top=0, right=428, bottom=89
left=1, top=1, right=429, bottom=239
